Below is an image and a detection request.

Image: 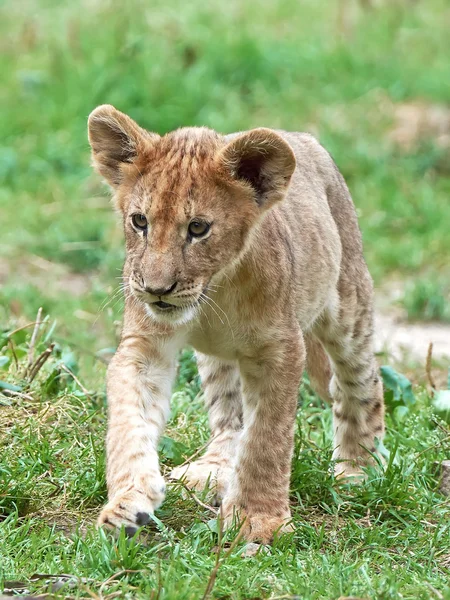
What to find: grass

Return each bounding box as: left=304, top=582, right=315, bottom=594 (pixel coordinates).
left=1, top=320, right=450, bottom=599
left=1, top=0, right=450, bottom=598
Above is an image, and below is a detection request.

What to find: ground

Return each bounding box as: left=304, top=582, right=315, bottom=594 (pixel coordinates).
left=1, top=0, right=449, bottom=598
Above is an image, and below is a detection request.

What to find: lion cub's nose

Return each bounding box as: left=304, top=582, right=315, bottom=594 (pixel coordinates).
left=144, top=281, right=177, bottom=297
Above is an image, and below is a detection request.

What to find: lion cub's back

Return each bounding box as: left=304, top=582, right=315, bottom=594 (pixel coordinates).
left=273, top=130, right=368, bottom=327
left=276, top=130, right=365, bottom=272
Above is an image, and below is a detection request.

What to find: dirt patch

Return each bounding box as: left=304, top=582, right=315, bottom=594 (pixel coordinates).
left=374, top=282, right=450, bottom=364
left=0, top=254, right=94, bottom=298
left=388, top=101, right=450, bottom=150
left=375, top=311, right=450, bottom=361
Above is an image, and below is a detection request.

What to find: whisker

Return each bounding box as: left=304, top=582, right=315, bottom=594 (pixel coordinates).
left=205, top=293, right=232, bottom=328
left=221, top=271, right=239, bottom=292
left=98, top=285, right=124, bottom=313
left=200, top=293, right=225, bottom=327
left=202, top=292, right=235, bottom=342
left=197, top=300, right=212, bottom=329
left=95, top=279, right=132, bottom=323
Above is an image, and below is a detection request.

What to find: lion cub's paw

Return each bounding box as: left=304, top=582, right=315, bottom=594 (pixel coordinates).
left=98, top=477, right=165, bottom=536
left=222, top=499, right=294, bottom=544
left=334, top=461, right=366, bottom=482
left=334, top=453, right=384, bottom=482
left=169, top=459, right=232, bottom=504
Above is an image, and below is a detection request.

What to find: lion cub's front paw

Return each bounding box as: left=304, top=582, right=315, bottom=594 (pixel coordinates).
left=169, top=459, right=232, bottom=504
left=222, top=497, right=294, bottom=544
left=98, top=477, right=166, bottom=536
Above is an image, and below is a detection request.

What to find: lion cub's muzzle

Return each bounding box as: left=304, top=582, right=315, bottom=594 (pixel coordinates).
left=129, top=276, right=205, bottom=322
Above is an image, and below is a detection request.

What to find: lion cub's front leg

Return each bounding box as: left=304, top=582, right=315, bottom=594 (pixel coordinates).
left=98, top=335, right=177, bottom=535
left=222, top=331, right=304, bottom=543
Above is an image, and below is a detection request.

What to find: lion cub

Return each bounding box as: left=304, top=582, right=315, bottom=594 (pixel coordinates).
left=88, top=105, right=384, bottom=543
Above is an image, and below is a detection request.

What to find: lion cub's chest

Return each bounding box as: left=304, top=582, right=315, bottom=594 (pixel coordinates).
left=187, top=318, right=243, bottom=361
left=186, top=293, right=259, bottom=361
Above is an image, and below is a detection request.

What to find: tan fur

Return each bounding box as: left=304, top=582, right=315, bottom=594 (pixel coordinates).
left=88, top=105, right=385, bottom=542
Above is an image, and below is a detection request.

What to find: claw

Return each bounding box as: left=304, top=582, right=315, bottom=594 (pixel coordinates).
left=125, top=525, right=138, bottom=537
left=136, top=511, right=150, bottom=526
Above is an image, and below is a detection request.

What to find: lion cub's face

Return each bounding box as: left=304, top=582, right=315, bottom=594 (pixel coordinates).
left=88, top=105, right=295, bottom=325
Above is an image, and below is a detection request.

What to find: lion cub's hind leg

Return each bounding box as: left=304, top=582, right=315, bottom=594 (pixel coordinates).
left=315, top=282, right=385, bottom=479
left=170, top=354, right=243, bottom=503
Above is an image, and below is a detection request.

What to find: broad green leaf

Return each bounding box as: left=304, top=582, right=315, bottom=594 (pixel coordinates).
left=0, top=356, right=10, bottom=368
left=381, top=365, right=403, bottom=402
left=60, top=348, right=78, bottom=373
left=375, top=437, right=391, bottom=462
left=380, top=365, right=415, bottom=408
left=399, top=377, right=415, bottom=406
left=0, top=380, right=22, bottom=392
left=207, top=518, right=219, bottom=534
left=159, top=436, right=189, bottom=465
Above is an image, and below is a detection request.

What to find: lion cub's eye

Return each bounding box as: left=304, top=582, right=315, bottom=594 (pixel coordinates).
left=188, top=220, right=210, bottom=238
left=131, top=213, right=148, bottom=230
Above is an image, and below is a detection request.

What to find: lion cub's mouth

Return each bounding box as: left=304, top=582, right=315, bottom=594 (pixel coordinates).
left=152, top=300, right=178, bottom=311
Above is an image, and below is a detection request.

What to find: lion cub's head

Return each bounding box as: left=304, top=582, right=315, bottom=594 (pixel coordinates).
left=88, top=105, right=295, bottom=325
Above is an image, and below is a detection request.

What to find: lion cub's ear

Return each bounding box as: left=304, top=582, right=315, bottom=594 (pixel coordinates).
left=218, top=128, right=296, bottom=208
left=88, top=105, right=159, bottom=187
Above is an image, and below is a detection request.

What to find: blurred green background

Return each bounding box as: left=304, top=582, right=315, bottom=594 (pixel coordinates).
left=1, top=0, right=450, bottom=354
left=1, top=4, right=450, bottom=597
